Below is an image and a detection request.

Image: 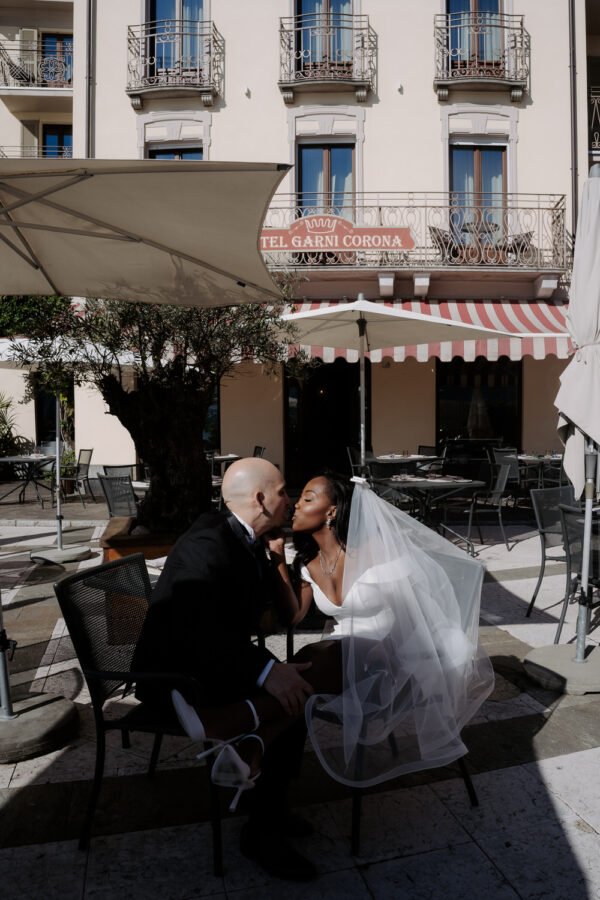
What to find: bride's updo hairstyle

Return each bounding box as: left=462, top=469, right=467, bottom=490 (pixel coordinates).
left=293, top=471, right=354, bottom=573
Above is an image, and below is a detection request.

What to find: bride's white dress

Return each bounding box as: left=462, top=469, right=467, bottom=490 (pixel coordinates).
left=301, top=481, right=495, bottom=788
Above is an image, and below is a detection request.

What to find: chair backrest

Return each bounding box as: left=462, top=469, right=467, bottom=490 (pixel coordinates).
left=76, top=448, right=93, bottom=476
left=493, top=447, right=519, bottom=482
left=418, top=444, right=436, bottom=456
left=559, top=505, right=600, bottom=582
left=488, top=463, right=511, bottom=505
left=252, top=446, right=266, bottom=458
left=531, top=485, right=576, bottom=544
left=103, top=464, right=134, bottom=478
left=98, top=473, right=138, bottom=517
left=53, top=553, right=152, bottom=704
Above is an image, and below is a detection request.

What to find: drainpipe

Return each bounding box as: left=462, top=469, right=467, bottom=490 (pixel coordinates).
left=85, top=0, right=95, bottom=158
left=569, top=0, right=578, bottom=232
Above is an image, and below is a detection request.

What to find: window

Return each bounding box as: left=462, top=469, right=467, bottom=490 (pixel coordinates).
left=447, top=0, right=503, bottom=71
left=148, top=146, right=203, bottom=160
left=40, top=33, right=73, bottom=86
left=42, top=124, right=72, bottom=158
left=450, top=144, right=506, bottom=239
left=296, top=0, right=353, bottom=70
left=297, top=143, right=353, bottom=216
left=149, top=0, right=204, bottom=74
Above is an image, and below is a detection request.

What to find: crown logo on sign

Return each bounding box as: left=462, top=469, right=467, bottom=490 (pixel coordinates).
left=303, top=216, right=338, bottom=234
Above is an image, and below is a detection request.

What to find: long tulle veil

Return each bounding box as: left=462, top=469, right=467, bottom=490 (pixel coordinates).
left=304, top=479, right=495, bottom=787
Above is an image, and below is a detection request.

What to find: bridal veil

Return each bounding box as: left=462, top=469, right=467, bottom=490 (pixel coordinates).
left=304, top=479, right=495, bottom=787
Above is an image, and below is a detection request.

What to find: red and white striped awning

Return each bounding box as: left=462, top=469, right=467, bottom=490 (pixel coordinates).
left=290, top=299, right=571, bottom=362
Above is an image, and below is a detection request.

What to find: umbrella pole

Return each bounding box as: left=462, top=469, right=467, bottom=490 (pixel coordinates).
left=54, top=395, right=63, bottom=551
left=575, top=441, right=598, bottom=662
left=0, top=589, right=16, bottom=720
left=358, top=317, right=367, bottom=473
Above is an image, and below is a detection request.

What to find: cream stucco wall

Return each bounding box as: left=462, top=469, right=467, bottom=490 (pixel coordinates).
left=0, top=368, right=36, bottom=442
left=219, top=362, right=284, bottom=471
left=74, top=382, right=136, bottom=466
left=521, top=355, right=568, bottom=454
left=371, top=359, right=436, bottom=455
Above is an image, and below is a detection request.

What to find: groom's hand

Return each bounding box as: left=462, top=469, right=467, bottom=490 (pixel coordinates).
left=264, top=662, right=313, bottom=716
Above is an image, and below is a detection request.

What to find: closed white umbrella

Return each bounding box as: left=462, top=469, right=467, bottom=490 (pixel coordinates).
left=0, top=158, right=287, bottom=305
left=525, top=167, right=600, bottom=692
left=284, top=295, right=518, bottom=469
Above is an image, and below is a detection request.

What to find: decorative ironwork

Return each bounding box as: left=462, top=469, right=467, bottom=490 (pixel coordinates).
left=126, top=19, right=224, bottom=104
left=0, top=145, right=72, bottom=158
left=279, top=13, right=376, bottom=100
left=0, top=39, right=73, bottom=88
left=262, top=193, right=566, bottom=272
left=589, top=88, right=600, bottom=154
left=434, top=13, right=529, bottom=98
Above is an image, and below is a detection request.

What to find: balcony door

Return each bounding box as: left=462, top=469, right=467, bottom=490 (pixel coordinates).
left=42, top=124, right=72, bottom=158
left=149, top=0, right=204, bottom=75
left=298, top=143, right=353, bottom=217
left=296, top=0, right=353, bottom=71
left=450, top=145, right=505, bottom=242
left=40, top=33, right=73, bottom=87
left=448, top=0, right=503, bottom=71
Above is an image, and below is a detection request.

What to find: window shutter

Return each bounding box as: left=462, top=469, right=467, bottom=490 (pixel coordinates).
left=21, top=120, right=39, bottom=158
left=19, top=28, right=38, bottom=83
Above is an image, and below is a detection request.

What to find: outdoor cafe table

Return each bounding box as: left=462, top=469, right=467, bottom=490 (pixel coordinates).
left=375, top=454, right=441, bottom=476
left=378, top=474, right=485, bottom=528
left=517, top=453, right=563, bottom=489
left=0, top=454, right=55, bottom=504
left=212, top=453, right=240, bottom=476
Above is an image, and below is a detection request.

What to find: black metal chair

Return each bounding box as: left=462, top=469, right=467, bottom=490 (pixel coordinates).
left=438, top=464, right=512, bottom=553
left=53, top=554, right=224, bottom=874
left=102, top=464, right=135, bottom=477
left=97, top=473, right=139, bottom=517
left=555, top=505, right=600, bottom=644
left=72, top=448, right=96, bottom=505
left=526, top=485, right=576, bottom=619
left=252, top=445, right=266, bottom=458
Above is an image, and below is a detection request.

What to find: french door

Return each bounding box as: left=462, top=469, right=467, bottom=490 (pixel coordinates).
left=447, top=0, right=503, bottom=72
left=149, top=0, right=204, bottom=74
left=450, top=145, right=506, bottom=241
left=42, top=124, right=72, bottom=158
left=297, top=143, right=354, bottom=217
left=40, top=33, right=73, bottom=86
left=296, top=0, right=353, bottom=71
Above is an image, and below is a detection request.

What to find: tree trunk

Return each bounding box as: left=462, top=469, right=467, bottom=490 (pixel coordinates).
left=101, top=377, right=213, bottom=535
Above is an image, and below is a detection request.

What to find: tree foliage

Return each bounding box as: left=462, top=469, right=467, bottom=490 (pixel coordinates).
left=7, top=296, right=298, bottom=534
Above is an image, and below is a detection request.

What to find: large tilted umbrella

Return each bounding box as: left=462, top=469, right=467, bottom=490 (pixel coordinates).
left=525, top=166, right=600, bottom=692
left=0, top=157, right=288, bottom=731
left=0, top=158, right=287, bottom=306
left=283, top=295, right=518, bottom=469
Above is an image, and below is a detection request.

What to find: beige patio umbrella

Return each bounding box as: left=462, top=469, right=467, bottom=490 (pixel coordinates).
left=283, top=295, right=519, bottom=469
left=0, top=158, right=287, bottom=306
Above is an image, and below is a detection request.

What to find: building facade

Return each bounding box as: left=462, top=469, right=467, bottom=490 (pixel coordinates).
left=0, top=0, right=597, bottom=483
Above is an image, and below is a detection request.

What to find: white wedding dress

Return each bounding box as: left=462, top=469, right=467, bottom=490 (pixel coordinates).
left=301, top=480, right=495, bottom=788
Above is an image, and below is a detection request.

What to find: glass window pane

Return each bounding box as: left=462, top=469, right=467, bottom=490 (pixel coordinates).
left=298, top=146, right=324, bottom=211
left=330, top=146, right=353, bottom=216
left=481, top=148, right=504, bottom=229
left=450, top=147, right=474, bottom=232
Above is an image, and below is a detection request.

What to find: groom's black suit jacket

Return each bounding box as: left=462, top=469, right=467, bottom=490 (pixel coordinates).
left=134, top=511, right=277, bottom=709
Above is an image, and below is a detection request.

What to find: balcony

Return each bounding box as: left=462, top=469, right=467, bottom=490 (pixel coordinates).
left=433, top=13, right=529, bottom=102
left=261, top=193, right=566, bottom=299
left=278, top=13, right=376, bottom=103
left=0, top=38, right=72, bottom=112
left=589, top=87, right=600, bottom=159
left=0, top=145, right=72, bottom=158
left=126, top=19, right=224, bottom=109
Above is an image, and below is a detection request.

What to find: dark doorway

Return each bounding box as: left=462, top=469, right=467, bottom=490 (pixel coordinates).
left=284, top=358, right=370, bottom=487
left=436, top=356, right=522, bottom=448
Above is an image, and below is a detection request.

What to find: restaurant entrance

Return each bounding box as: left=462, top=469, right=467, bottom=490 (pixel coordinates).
left=284, top=357, right=370, bottom=487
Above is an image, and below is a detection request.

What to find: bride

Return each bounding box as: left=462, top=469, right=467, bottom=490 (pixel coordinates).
left=279, top=471, right=495, bottom=788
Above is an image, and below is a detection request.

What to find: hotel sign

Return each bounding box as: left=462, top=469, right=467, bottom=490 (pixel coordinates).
left=260, top=214, right=415, bottom=252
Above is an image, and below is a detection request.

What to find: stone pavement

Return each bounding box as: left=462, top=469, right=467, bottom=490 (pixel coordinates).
left=1, top=490, right=600, bottom=899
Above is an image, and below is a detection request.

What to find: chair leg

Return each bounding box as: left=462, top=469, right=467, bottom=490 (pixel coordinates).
left=458, top=757, right=479, bottom=807
left=554, top=578, right=575, bottom=644
left=526, top=551, right=546, bottom=617
left=148, top=732, right=163, bottom=776
left=497, top=505, right=511, bottom=551
left=351, top=788, right=362, bottom=856
left=207, top=768, right=224, bottom=877
left=80, top=726, right=107, bottom=850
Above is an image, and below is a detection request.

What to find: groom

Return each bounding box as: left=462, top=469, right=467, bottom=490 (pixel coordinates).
left=133, top=457, right=317, bottom=881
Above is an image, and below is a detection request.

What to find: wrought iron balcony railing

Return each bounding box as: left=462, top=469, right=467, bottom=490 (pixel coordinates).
left=0, top=145, right=72, bottom=158
left=0, top=39, right=73, bottom=88
left=279, top=13, right=376, bottom=102
left=434, top=12, right=529, bottom=101
left=589, top=87, right=600, bottom=155
left=126, top=19, right=224, bottom=107
left=261, top=193, right=566, bottom=272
